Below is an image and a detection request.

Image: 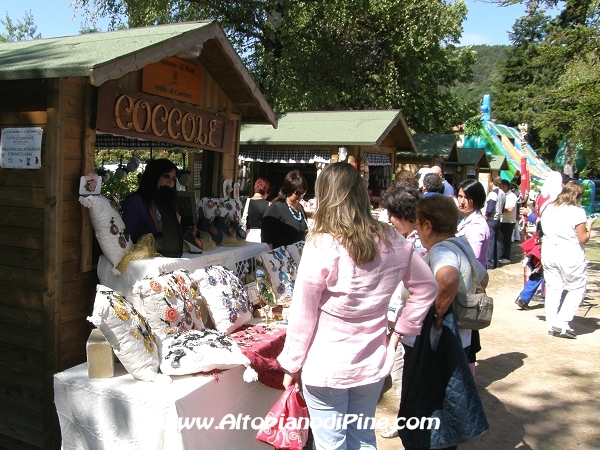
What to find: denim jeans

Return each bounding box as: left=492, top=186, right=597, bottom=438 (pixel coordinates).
left=486, top=220, right=500, bottom=268
left=302, top=379, right=385, bottom=450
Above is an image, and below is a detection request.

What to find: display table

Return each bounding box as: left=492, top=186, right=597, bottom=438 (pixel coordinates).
left=54, top=362, right=282, bottom=450
left=97, top=242, right=269, bottom=302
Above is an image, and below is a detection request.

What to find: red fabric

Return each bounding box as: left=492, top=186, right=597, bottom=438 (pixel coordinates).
left=230, top=324, right=287, bottom=390
left=256, top=385, right=309, bottom=449
left=521, top=234, right=541, bottom=260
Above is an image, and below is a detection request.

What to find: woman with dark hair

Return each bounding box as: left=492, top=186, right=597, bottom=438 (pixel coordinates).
left=378, top=182, right=430, bottom=439
left=456, top=179, right=490, bottom=376
left=456, top=179, right=489, bottom=268
left=278, top=163, right=437, bottom=449
left=399, top=195, right=489, bottom=450
left=243, top=177, right=271, bottom=243
left=261, top=170, right=309, bottom=249
left=121, top=159, right=182, bottom=253
left=541, top=181, right=597, bottom=338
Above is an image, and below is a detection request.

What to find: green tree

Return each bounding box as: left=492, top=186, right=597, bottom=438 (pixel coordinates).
left=0, top=10, right=42, bottom=41
left=69, top=0, right=476, bottom=132
left=535, top=4, right=600, bottom=177
left=452, top=45, right=509, bottom=111
left=491, top=0, right=600, bottom=177
left=491, top=1, right=553, bottom=154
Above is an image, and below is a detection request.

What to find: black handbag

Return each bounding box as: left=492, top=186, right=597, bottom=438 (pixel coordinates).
left=447, top=238, right=493, bottom=330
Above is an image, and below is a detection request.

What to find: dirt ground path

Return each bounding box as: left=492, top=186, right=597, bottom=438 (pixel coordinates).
left=375, top=234, right=600, bottom=450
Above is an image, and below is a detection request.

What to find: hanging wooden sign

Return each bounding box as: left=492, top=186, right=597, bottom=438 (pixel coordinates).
left=141, top=56, right=202, bottom=106
left=96, top=86, right=234, bottom=154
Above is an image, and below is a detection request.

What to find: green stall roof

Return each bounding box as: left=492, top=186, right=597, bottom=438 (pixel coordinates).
left=0, top=21, right=276, bottom=125
left=241, top=110, right=416, bottom=152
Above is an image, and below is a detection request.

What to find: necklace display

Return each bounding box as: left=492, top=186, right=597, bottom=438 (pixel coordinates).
left=286, top=200, right=302, bottom=221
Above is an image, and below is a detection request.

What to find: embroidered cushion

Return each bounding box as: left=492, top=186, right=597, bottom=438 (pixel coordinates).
left=133, top=269, right=205, bottom=339
left=159, top=329, right=252, bottom=376
left=79, top=195, right=133, bottom=273
left=284, top=241, right=304, bottom=264
left=224, top=199, right=243, bottom=222
left=259, top=246, right=299, bottom=303
left=190, top=265, right=253, bottom=334
left=88, top=285, right=159, bottom=381
left=199, top=198, right=243, bottom=221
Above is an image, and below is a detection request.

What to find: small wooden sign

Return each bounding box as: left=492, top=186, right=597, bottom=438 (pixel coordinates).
left=142, top=56, right=202, bottom=106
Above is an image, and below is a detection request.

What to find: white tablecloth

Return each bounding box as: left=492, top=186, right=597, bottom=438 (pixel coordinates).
left=54, top=363, right=281, bottom=450
left=97, top=242, right=269, bottom=308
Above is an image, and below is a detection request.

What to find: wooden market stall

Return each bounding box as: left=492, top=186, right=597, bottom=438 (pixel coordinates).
left=397, top=133, right=458, bottom=185
left=446, top=146, right=491, bottom=186
left=239, top=110, right=417, bottom=205
left=0, top=21, right=276, bottom=449
left=397, top=134, right=494, bottom=190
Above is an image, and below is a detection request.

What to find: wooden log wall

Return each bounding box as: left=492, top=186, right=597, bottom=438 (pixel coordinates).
left=0, top=77, right=96, bottom=449
left=0, top=78, right=50, bottom=450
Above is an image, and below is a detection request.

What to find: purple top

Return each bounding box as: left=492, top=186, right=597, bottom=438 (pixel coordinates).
left=121, top=193, right=158, bottom=243
left=456, top=210, right=490, bottom=268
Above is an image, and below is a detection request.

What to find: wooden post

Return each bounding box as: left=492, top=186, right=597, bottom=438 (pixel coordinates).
left=44, top=77, right=65, bottom=448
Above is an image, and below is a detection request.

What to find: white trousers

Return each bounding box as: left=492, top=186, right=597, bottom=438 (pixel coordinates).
left=542, top=243, right=587, bottom=331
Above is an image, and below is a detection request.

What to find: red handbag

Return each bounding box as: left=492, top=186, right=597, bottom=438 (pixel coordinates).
left=256, top=385, right=309, bottom=450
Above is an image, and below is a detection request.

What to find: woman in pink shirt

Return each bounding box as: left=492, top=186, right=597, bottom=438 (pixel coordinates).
left=278, top=163, right=438, bottom=449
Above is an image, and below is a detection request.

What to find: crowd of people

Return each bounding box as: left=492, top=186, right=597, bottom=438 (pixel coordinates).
left=275, top=164, right=594, bottom=450
left=120, top=160, right=594, bottom=449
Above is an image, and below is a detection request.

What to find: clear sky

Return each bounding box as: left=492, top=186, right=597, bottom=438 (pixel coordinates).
left=2, top=0, right=527, bottom=45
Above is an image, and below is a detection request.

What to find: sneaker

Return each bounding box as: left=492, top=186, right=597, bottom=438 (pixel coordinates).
left=499, top=258, right=511, bottom=264
left=380, top=426, right=399, bottom=439
left=515, top=298, right=530, bottom=310
left=551, top=326, right=577, bottom=339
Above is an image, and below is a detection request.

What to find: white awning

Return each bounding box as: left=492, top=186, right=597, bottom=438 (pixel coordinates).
left=238, top=149, right=331, bottom=163
left=363, top=152, right=391, bottom=166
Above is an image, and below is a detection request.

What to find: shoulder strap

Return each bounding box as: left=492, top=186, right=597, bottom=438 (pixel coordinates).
left=241, top=197, right=251, bottom=226
left=446, top=238, right=484, bottom=291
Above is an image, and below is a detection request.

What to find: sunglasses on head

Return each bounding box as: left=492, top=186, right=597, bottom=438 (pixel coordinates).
left=161, top=173, right=178, bottom=183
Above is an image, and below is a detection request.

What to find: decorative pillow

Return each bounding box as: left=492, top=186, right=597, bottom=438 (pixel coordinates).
left=190, top=265, right=253, bottom=334
left=259, top=246, right=299, bottom=303
left=199, top=197, right=243, bottom=221
left=284, top=241, right=304, bottom=265
left=159, top=329, right=257, bottom=382
left=79, top=195, right=132, bottom=274
left=224, top=199, right=243, bottom=222
left=134, top=269, right=205, bottom=339
left=88, top=285, right=159, bottom=381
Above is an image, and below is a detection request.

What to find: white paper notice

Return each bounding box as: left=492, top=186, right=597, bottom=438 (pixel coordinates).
left=0, top=127, right=43, bottom=169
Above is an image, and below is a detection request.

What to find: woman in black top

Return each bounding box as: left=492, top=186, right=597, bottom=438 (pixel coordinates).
left=244, top=177, right=271, bottom=242
left=261, top=170, right=309, bottom=249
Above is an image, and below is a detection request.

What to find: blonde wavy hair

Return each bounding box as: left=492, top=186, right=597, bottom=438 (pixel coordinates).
left=310, top=163, right=391, bottom=264
left=553, top=181, right=584, bottom=207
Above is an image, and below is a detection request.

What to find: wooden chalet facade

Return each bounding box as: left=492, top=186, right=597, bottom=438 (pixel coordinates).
left=0, top=21, right=275, bottom=449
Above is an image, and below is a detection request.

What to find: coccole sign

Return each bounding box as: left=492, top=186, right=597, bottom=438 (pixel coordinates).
left=96, top=86, right=234, bottom=154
